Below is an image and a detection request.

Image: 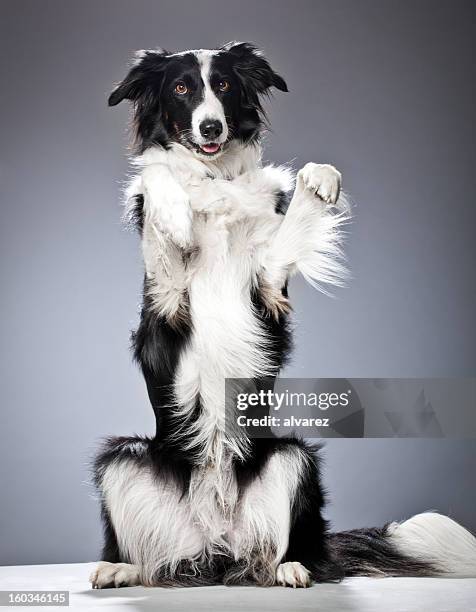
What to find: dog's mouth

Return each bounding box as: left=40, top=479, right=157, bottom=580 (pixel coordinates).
left=199, top=143, right=222, bottom=155
left=190, top=141, right=224, bottom=157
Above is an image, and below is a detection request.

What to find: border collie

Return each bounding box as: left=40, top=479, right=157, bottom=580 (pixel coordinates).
left=90, top=42, right=476, bottom=589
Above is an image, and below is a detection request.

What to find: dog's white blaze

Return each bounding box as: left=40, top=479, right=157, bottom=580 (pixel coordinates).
left=191, top=51, right=228, bottom=145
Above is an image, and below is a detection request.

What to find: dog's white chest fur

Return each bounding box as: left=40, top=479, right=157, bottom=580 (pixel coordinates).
left=131, top=144, right=347, bottom=468
left=173, top=172, right=286, bottom=466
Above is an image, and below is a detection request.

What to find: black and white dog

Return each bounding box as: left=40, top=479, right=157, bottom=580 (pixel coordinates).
left=90, top=42, right=476, bottom=589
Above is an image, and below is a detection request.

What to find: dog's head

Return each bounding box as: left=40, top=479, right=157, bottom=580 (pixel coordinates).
left=108, top=42, right=287, bottom=157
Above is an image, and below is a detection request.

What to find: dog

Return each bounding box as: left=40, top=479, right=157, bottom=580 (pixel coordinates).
left=90, top=42, right=476, bottom=589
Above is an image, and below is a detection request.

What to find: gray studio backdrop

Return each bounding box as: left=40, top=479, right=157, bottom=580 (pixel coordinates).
left=1, top=0, right=475, bottom=565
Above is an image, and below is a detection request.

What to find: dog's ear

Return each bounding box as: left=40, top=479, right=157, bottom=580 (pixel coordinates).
left=108, top=48, right=170, bottom=107
left=222, top=42, right=288, bottom=94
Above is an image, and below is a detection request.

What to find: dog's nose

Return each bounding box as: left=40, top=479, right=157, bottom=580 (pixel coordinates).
left=199, top=120, right=223, bottom=140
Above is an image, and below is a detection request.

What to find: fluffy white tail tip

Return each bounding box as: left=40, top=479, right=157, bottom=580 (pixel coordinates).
left=389, top=512, right=476, bottom=577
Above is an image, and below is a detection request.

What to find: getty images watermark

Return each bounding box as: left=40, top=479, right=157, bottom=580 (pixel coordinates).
left=235, top=388, right=351, bottom=428
left=225, top=378, right=476, bottom=439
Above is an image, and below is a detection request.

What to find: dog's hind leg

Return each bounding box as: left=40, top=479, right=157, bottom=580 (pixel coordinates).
left=281, top=442, right=343, bottom=584
left=92, top=437, right=207, bottom=587
left=228, top=442, right=319, bottom=587
left=90, top=501, right=142, bottom=588
left=229, top=440, right=338, bottom=587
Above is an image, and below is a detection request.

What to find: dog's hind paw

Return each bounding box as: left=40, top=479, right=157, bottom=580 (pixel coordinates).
left=89, top=561, right=141, bottom=589
left=276, top=561, right=312, bottom=588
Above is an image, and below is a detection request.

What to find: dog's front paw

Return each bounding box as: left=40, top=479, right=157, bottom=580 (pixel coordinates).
left=144, top=188, right=193, bottom=249
left=276, top=561, right=312, bottom=588
left=298, top=162, right=341, bottom=204
left=89, top=561, right=141, bottom=589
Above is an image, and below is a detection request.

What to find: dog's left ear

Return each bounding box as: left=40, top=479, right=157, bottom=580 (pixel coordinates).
left=108, top=48, right=170, bottom=106
left=222, top=42, right=288, bottom=94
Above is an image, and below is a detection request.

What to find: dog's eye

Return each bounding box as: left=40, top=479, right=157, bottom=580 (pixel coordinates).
left=174, top=82, right=188, bottom=95
left=218, top=80, right=230, bottom=92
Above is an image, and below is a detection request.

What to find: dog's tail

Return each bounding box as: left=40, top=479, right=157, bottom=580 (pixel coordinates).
left=327, top=512, right=476, bottom=578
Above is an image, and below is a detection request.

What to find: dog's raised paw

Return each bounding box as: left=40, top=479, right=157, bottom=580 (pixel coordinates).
left=298, top=162, right=341, bottom=205
left=276, top=561, right=312, bottom=588
left=89, top=561, right=141, bottom=589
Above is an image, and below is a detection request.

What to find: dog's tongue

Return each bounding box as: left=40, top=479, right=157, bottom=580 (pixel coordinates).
left=201, top=143, right=220, bottom=154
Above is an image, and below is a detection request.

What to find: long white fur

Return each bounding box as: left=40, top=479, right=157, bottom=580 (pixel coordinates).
left=99, top=444, right=310, bottom=586
left=228, top=445, right=311, bottom=583
left=388, top=512, right=476, bottom=577
left=129, top=142, right=346, bottom=472
left=262, top=163, right=349, bottom=295
left=101, top=457, right=207, bottom=585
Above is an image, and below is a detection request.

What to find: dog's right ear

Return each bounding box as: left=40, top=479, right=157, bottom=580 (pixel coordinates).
left=222, top=42, right=288, bottom=95
left=108, top=48, right=170, bottom=107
